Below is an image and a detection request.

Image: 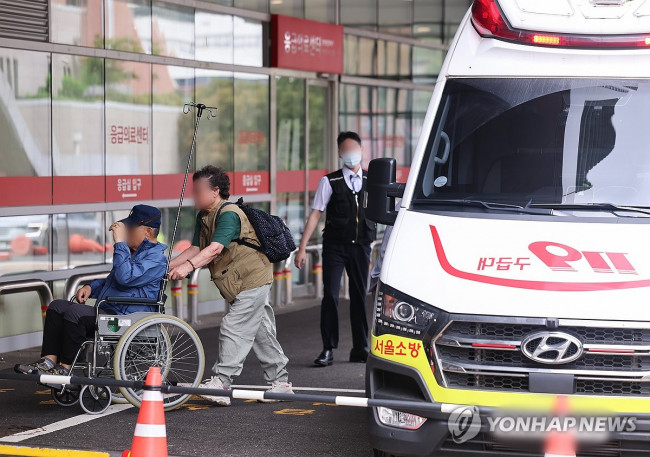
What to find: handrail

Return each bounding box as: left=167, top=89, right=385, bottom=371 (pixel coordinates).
left=0, top=280, right=53, bottom=323
left=0, top=264, right=112, bottom=285
left=64, top=273, right=111, bottom=301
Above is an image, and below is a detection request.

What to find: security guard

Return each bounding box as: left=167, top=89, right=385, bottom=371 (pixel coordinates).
left=295, top=131, right=376, bottom=366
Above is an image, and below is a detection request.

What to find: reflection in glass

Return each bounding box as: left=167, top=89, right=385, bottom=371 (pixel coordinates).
left=340, top=0, right=376, bottom=30
left=271, top=0, right=304, bottom=18
left=195, top=70, right=234, bottom=171
left=54, top=212, right=106, bottom=270
left=276, top=76, right=305, bottom=171
left=0, top=215, right=51, bottom=276
left=50, top=0, right=103, bottom=48
left=413, top=46, right=444, bottom=83
left=153, top=65, right=195, bottom=174
left=106, top=0, right=152, bottom=54
left=276, top=192, right=305, bottom=285
left=152, top=3, right=195, bottom=60
left=277, top=192, right=305, bottom=244
left=234, top=73, right=269, bottom=172
left=159, top=206, right=196, bottom=255
left=305, top=0, right=335, bottom=22
left=378, top=0, right=412, bottom=35
left=308, top=84, right=328, bottom=172
left=105, top=60, right=152, bottom=175
left=52, top=54, right=104, bottom=176
left=233, top=17, right=264, bottom=67
left=0, top=49, right=51, bottom=177
left=235, top=0, right=268, bottom=12
left=195, top=12, right=233, bottom=64
left=343, top=36, right=376, bottom=77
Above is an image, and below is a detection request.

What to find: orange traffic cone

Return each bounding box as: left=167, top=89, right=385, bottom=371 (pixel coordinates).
left=124, top=367, right=168, bottom=457
left=544, top=396, right=576, bottom=457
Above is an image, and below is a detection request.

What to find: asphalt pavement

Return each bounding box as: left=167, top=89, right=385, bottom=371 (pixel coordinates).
left=0, top=298, right=376, bottom=457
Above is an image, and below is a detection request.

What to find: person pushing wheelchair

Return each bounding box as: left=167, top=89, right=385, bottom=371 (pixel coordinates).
left=15, top=205, right=167, bottom=377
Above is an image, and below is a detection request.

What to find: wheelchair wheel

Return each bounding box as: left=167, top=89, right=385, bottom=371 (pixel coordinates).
left=79, top=385, right=112, bottom=415
left=114, top=314, right=205, bottom=411
left=51, top=386, right=80, bottom=407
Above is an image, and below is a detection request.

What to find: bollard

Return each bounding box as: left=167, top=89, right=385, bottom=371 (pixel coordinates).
left=272, top=263, right=284, bottom=307
left=307, top=246, right=323, bottom=299
left=187, top=269, right=200, bottom=325
left=170, top=280, right=184, bottom=320
left=283, top=255, right=294, bottom=307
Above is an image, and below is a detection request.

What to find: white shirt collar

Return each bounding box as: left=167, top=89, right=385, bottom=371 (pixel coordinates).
left=341, top=166, right=363, bottom=180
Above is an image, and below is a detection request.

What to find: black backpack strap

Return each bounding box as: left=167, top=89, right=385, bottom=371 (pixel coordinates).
left=235, top=238, right=263, bottom=252
left=225, top=198, right=264, bottom=253
left=215, top=201, right=235, bottom=220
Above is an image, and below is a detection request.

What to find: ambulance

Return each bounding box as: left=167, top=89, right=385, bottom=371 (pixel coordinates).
left=364, top=0, right=650, bottom=455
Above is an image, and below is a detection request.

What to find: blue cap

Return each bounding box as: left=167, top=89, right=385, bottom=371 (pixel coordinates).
left=119, top=204, right=161, bottom=229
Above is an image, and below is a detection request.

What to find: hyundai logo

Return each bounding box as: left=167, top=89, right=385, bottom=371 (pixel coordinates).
left=521, top=331, right=583, bottom=364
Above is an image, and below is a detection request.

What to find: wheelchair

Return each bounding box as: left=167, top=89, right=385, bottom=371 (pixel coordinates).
left=44, top=290, right=205, bottom=415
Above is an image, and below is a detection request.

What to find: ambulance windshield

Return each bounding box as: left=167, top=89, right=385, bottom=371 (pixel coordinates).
left=414, top=78, right=650, bottom=211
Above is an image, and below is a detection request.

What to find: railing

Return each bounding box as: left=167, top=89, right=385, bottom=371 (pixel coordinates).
left=0, top=241, right=384, bottom=345
left=64, top=272, right=111, bottom=301
left=0, top=280, right=53, bottom=323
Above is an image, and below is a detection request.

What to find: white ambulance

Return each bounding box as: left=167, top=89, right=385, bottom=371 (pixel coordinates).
left=365, top=0, right=650, bottom=455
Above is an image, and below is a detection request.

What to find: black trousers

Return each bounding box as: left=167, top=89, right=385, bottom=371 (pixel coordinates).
left=320, top=242, right=371, bottom=351
left=41, top=300, right=96, bottom=365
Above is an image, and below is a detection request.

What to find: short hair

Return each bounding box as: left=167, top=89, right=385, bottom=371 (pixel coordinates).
left=337, top=131, right=362, bottom=149
left=193, top=165, right=230, bottom=199
left=145, top=226, right=160, bottom=239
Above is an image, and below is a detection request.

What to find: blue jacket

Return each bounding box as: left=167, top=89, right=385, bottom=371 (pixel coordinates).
left=88, top=239, right=168, bottom=314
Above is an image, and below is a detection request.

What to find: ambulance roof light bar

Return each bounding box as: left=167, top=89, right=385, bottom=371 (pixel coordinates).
left=471, top=0, right=650, bottom=48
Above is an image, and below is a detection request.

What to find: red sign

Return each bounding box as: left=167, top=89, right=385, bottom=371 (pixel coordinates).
left=233, top=171, right=269, bottom=195
left=106, top=175, right=152, bottom=202
left=271, top=14, right=344, bottom=74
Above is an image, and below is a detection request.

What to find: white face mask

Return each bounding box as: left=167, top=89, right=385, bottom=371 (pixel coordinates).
left=340, top=150, right=362, bottom=169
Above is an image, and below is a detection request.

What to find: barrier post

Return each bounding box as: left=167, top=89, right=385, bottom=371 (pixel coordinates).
left=187, top=269, right=200, bottom=325
left=272, top=263, right=284, bottom=307
left=170, top=280, right=184, bottom=320
left=306, top=245, right=323, bottom=299
left=282, top=252, right=296, bottom=307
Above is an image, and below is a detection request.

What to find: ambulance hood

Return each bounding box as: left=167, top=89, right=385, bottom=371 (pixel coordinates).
left=383, top=210, right=650, bottom=321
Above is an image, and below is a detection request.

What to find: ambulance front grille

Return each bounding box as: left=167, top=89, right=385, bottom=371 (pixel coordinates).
left=433, top=319, right=650, bottom=396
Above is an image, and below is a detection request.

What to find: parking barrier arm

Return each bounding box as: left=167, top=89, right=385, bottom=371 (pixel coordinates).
left=0, top=370, right=496, bottom=420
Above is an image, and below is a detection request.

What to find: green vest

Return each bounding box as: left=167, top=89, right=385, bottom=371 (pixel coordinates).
left=199, top=201, right=272, bottom=303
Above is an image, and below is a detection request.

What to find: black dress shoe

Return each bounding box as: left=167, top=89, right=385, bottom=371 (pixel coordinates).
left=349, top=348, right=369, bottom=363
left=314, top=349, right=334, bottom=367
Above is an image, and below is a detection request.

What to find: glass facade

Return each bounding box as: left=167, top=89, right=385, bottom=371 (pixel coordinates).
left=0, top=0, right=467, bottom=346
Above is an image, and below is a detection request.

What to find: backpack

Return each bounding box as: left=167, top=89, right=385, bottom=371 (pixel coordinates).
left=218, top=198, right=296, bottom=263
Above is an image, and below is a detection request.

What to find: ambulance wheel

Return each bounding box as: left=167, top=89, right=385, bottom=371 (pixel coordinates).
left=51, top=386, right=80, bottom=407
left=79, top=385, right=112, bottom=414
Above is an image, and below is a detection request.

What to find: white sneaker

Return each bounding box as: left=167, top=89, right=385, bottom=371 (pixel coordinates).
left=198, top=377, right=231, bottom=406
left=258, top=381, right=295, bottom=403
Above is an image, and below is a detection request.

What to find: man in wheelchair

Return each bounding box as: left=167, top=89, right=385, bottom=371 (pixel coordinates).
left=15, top=204, right=167, bottom=377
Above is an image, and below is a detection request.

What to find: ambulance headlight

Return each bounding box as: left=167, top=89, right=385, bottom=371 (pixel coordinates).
left=374, top=283, right=443, bottom=338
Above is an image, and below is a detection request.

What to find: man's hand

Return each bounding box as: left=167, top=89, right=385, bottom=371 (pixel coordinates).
left=294, top=248, right=307, bottom=269
left=76, top=285, right=92, bottom=304
left=169, top=261, right=193, bottom=280
left=109, top=221, right=127, bottom=243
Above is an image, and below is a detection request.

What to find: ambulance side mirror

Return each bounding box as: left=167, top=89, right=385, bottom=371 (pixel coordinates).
left=364, top=158, right=405, bottom=226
